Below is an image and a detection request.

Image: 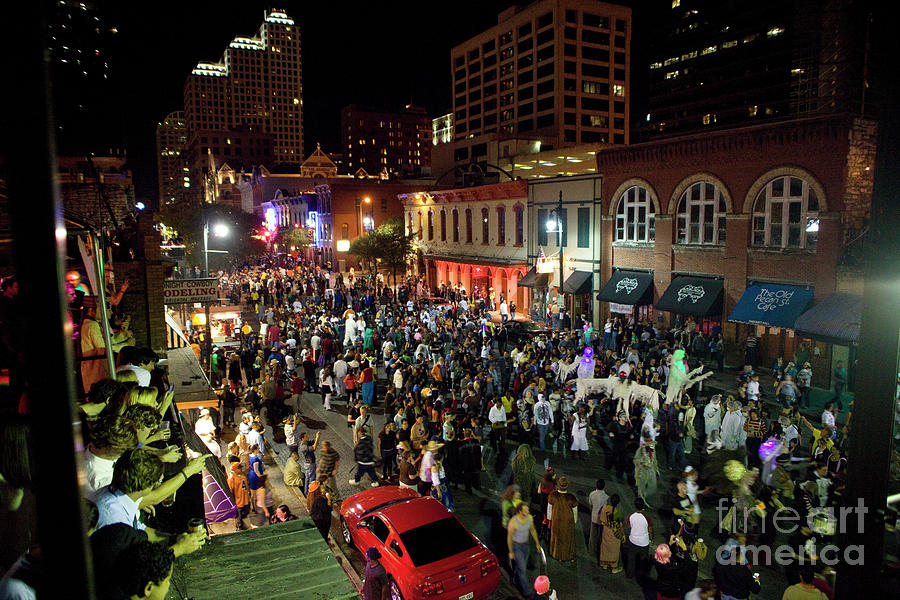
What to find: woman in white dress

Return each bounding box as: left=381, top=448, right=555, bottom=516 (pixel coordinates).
left=570, top=405, right=589, bottom=458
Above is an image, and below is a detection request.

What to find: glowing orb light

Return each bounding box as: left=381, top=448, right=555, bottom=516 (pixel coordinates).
left=758, top=438, right=784, bottom=463
left=583, top=347, right=593, bottom=359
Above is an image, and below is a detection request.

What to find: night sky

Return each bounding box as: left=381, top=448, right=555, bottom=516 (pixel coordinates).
left=83, top=0, right=657, bottom=203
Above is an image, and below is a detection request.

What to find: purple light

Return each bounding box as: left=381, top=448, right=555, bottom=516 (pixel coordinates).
left=584, top=347, right=593, bottom=359
left=758, top=438, right=783, bottom=462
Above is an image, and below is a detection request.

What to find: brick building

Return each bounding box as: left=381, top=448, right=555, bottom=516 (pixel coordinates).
left=57, top=156, right=135, bottom=230
left=401, top=180, right=531, bottom=309
left=594, top=114, right=875, bottom=381
left=341, top=104, right=432, bottom=177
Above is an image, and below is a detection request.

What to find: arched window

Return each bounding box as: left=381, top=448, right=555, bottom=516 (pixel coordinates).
left=615, top=186, right=655, bottom=242
left=514, top=205, right=524, bottom=245
left=452, top=209, right=460, bottom=243
left=408, top=212, right=413, bottom=236
left=427, top=210, right=434, bottom=240
left=752, top=175, right=819, bottom=249
left=481, top=207, right=490, bottom=244
left=341, top=222, right=349, bottom=240
left=440, top=209, right=447, bottom=241
left=465, top=208, right=473, bottom=243
left=417, top=211, right=423, bottom=240
left=676, top=182, right=727, bottom=244
left=497, top=206, right=506, bottom=245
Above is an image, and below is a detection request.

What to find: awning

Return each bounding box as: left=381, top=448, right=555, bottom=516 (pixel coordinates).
left=656, top=275, right=724, bottom=317
left=794, top=292, right=862, bottom=345
left=728, top=282, right=814, bottom=329
left=596, top=269, right=654, bottom=305
left=563, top=270, right=593, bottom=295
left=518, top=267, right=549, bottom=289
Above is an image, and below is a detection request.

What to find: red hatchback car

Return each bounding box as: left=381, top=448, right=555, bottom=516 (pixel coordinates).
left=340, top=487, right=500, bottom=600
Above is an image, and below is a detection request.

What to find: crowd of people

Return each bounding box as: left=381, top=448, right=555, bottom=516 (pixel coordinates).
left=182, top=253, right=885, bottom=600
left=1, top=251, right=893, bottom=600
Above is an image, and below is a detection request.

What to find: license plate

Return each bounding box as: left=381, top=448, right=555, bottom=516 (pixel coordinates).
left=458, top=593, right=473, bottom=600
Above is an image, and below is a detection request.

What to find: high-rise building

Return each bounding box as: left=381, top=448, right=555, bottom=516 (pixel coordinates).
left=643, top=0, right=872, bottom=138
left=47, top=0, right=121, bottom=154
left=180, top=9, right=302, bottom=198
left=156, top=111, right=187, bottom=205
left=450, top=0, right=632, bottom=155
left=433, top=113, right=454, bottom=145
left=341, top=105, right=432, bottom=177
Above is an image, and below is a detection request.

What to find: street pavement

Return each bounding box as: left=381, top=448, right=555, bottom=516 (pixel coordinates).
left=278, top=384, right=797, bottom=600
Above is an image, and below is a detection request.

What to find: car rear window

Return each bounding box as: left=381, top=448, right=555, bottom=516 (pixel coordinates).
left=399, top=517, right=477, bottom=566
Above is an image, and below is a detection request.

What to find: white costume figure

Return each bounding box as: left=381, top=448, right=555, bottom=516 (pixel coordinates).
left=665, top=349, right=713, bottom=406
left=639, top=407, right=657, bottom=446
left=720, top=400, right=745, bottom=450
left=704, top=395, right=723, bottom=437
left=630, top=383, right=662, bottom=413
left=344, top=315, right=357, bottom=346
left=576, top=348, right=596, bottom=379
left=574, top=377, right=617, bottom=402
left=570, top=411, right=589, bottom=451
left=556, top=357, right=578, bottom=383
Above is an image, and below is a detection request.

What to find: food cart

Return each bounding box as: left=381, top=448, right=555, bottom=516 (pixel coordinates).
left=191, top=305, right=242, bottom=348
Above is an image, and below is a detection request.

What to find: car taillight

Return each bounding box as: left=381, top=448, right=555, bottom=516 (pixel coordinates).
left=481, top=556, right=499, bottom=577
left=418, top=581, right=444, bottom=597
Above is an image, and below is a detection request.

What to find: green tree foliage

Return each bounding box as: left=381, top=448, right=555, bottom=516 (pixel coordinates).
left=157, top=201, right=265, bottom=271
left=278, top=227, right=312, bottom=250
left=348, top=216, right=417, bottom=289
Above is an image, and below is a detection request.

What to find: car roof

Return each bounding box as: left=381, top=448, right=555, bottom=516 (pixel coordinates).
left=380, top=495, right=455, bottom=533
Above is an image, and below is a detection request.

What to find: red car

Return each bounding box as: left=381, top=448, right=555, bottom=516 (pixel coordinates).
left=340, top=487, right=500, bottom=600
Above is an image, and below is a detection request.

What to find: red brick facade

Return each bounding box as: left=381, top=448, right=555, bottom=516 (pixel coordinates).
left=595, top=115, right=876, bottom=368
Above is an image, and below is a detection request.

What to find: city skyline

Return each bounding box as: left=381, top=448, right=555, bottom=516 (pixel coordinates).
left=48, top=0, right=658, bottom=205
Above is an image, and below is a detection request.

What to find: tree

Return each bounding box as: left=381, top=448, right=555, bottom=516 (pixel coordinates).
left=348, top=231, right=379, bottom=275
left=372, top=216, right=417, bottom=292
left=278, top=227, right=312, bottom=252
left=158, top=201, right=265, bottom=272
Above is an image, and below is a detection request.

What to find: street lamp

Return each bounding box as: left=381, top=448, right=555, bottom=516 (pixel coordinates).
left=357, top=196, right=373, bottom=234
left=202, top=220, right=229, bottom=277
left=545, top=191, right=565, bottom=327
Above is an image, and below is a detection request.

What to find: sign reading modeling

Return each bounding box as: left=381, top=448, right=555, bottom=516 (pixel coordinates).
left=163, top=279, right=219, bottom=305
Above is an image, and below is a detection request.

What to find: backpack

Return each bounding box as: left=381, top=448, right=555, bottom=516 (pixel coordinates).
left=536, top=402, right=551, bottom=424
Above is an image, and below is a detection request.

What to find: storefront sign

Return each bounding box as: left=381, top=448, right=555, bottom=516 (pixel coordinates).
left=677, top=284, right=706, bottom=304
left=755, top=287, right=794, bottom=312
left=163, top=279, right=219, bottom=305
left=615, top=277, right=638, bottom=295
left=536, top=260, right=555, bottom=274
left=610, top=303, right=633, bottom=314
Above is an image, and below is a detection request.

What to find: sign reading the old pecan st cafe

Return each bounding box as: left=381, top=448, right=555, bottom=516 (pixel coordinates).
left=163, top=278, right=219, bottom=305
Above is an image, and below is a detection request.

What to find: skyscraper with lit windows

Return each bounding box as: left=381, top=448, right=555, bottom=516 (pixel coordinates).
left=178, top=9, right=302, bottom=198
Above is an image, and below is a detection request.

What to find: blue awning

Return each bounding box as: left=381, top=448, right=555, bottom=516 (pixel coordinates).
left=793, top=292, right=862, bottom=345
left=728, top=283, right=814, bottom=329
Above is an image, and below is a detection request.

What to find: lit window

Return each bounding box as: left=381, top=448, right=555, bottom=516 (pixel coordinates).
left=613, top=84, right=625, bottom=97
left=650, top=61, right=663, bottom=69
left=665, top=71, right=679, bottom=79
left=615, top=186, right=655, bottom=242
left=676, top=182, right=727, bottom=245
left=748, top=105, right=759, bottom=116
left=701, top=46, right=717, bottom=55
left=722, top=40, right=738, bottom=48
left=767, top=27, right=784, bottom=37
left=752, top=176, right=819, bottom=249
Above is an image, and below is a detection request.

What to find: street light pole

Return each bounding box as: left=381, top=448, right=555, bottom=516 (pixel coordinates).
left=202, top=219, right=209, bottom=277
left=558, top=191, right=564, bottom=326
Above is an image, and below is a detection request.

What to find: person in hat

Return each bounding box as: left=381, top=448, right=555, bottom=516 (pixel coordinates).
left=547, top=476, right=578, bottom=562
left=195, top=408, right=221, bottom=458
left=418, top=439, right=444, bottom=496
left=362, top=547, right=388, bottom=600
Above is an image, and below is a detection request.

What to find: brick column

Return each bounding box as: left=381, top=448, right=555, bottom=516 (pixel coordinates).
left=653, top=215, right=674, bottom=327
left=723, top=214, right=751, bottom=366
left=599, top=216, right=615, bottom=322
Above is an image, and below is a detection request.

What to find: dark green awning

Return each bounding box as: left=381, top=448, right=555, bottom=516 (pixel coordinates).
left=563, top=270, right=593, bottom=295
left=596, top=269, right=653, bottom=305
left=518, top=267, right=549, bottom=289
left=656, top=275, right=724, bottom=317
